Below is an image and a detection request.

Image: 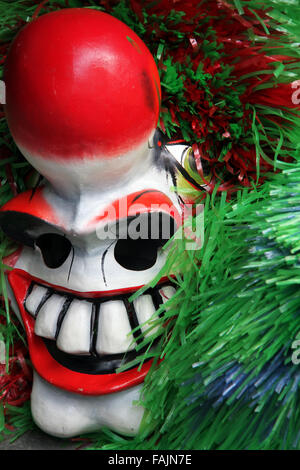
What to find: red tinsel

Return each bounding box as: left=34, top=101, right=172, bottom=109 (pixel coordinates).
left=0, top=341, right=32, bottom=408
left=141, top=0, right=299, bottom=189
left=0, top=298, right=32, bottom=409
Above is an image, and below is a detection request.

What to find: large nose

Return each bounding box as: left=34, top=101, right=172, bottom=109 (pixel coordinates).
left=4, top=9, right=160, bottom=199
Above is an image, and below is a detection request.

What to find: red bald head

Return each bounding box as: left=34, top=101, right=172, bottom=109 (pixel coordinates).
left=4, top=9, right=161, bottom=161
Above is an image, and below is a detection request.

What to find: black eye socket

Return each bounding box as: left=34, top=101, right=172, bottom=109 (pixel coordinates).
left=114, top=238, right=163, bottom=271
left=113, top=213, right=176, bottom=271
left=35, top=233, right=72, bottom=269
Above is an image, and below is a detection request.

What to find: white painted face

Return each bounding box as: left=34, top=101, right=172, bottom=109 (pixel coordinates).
left=1, top=139, right=184, bottom=437
left=16, top=210, right=177, bottom=359
left=2, top=8, right=194, bottom=437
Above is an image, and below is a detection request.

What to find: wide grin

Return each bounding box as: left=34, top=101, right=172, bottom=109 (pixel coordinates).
left=8, top=268, right=176, bottom=395
left=24, top=280, right=176, bottom=374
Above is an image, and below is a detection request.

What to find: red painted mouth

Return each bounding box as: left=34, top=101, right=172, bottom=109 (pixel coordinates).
left=8, top=268, right=172, bottom=395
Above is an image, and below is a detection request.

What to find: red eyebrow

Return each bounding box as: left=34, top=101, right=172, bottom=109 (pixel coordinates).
left=0, top=187, right=60, bottom=226
left=89, top=189, right=181, bottom=228
left=0, top=188, right=182, bottom=233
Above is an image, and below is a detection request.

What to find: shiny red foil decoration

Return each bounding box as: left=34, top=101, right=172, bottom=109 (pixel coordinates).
left=141, top=0, right=299, bottom=192
left=0, top=321, right=32, bottom=408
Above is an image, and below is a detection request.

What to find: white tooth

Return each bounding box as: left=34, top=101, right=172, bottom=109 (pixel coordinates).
left=133, top=295, right=159, bottom=336
left=34, top=294, right=66, bottom=339
left=96, top=300, right=135, bottom=355
left=159, top=286, right=176, bottom=304
left=25, top=285, right=48, bottom=317
left=56, top=300, right=92, bottom=355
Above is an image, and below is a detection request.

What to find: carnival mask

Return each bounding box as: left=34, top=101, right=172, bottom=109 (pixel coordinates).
left=0, top=9, right=195, bottom=437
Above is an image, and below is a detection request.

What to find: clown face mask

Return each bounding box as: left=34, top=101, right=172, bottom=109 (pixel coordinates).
left=0, top=177, right=180, bottom=437
left=0, top=8, right=190, bottom=437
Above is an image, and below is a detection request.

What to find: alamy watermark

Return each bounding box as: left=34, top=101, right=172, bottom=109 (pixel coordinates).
left=95, top=199, right=204, bottom=251
left=292, top=80, right=300, bottom=105
left=0, top=339, right=6, bottom=365
left=0, top=80, right=5, bottom=105
left=291, top=338, right=300, bottom=365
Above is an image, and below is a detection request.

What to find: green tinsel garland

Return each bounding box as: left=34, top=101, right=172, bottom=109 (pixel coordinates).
left=0, top=0, right=300, bottom=450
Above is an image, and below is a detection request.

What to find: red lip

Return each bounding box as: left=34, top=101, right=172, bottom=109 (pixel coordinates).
left=8, top=268, right=160, bottom=395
